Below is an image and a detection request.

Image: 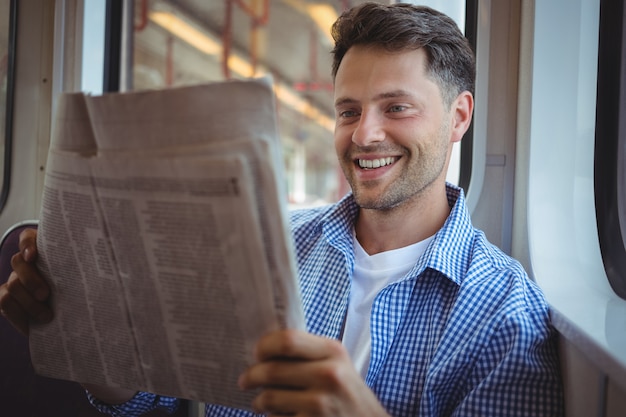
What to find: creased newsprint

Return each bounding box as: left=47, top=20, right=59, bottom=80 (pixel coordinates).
left=29, top=78, right=304, bottom=410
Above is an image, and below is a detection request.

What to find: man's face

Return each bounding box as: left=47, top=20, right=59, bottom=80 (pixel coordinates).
left=333, top=46, right=454, bottom=210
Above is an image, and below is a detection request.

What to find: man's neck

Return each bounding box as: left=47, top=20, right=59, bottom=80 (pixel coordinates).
left=354, top=185, right=450, bottom=255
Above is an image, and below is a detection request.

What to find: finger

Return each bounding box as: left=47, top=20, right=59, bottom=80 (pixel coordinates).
left=252, top=387, right=338, bottom=417
left=18, top=228, right=38, bottom=262
left=255, top=329, right=346, bottom=362
left=251, top=388, right=307, bottom=416
left=240, top=354, right=355, bottom=393
left=0, top=283, right=31, bottom=336
left=3, top=271, right=52, bottom=323
left=240, top=359, right=316, bottom=391
left=11, top=252, right=50, bottom=302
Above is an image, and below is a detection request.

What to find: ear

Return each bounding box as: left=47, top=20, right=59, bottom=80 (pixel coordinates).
left=449, top=91, right=474, bottom=143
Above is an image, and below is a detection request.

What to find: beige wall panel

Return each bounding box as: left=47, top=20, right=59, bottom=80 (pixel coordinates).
left=605, top=379, right=626, bottom=417
left=560, top=337, right=602, bottom=417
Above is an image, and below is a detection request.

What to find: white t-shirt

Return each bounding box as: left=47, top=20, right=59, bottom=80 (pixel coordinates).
left=342, top=232, right=434, bottom=378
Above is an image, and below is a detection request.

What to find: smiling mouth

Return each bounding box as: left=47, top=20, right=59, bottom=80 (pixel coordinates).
left=357, top=157, right=397, bottom=169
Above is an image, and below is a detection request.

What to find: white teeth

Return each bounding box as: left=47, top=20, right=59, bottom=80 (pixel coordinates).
left=358, top=157, right=396, bottom=169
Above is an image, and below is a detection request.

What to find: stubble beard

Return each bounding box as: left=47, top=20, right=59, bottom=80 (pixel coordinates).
left=349, top=159, right=443, bottom=212
left=342, top=128, right=450, bottom=212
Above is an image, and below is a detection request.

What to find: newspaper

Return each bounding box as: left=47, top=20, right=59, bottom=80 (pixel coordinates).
left=28, top=77, right=305, bottom=410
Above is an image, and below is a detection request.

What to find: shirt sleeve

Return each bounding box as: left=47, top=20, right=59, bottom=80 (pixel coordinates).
left=452, top=308, right=564, bottom=417
left=86, top=390, right=180, bottom=416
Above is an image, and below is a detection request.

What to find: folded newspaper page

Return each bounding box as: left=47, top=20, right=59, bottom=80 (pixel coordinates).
left=29, top=77, right=305, bottom=409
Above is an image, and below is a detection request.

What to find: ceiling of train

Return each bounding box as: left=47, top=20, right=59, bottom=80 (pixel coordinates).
left=160, top=0, right=375, bottom=117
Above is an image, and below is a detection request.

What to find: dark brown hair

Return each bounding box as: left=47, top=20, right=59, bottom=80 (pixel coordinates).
left=331, top=2, right=475, bottom=107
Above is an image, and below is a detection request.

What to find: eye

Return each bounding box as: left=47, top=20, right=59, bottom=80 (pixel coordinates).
left=388, top=105, right=407, bottom=113
left=338, top=109, right=359, bottom=118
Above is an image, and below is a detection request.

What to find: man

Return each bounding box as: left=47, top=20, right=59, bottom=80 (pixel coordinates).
left=0, top=3, right=563, bottom=416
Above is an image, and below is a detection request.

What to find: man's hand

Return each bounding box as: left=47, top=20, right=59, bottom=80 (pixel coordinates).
left=0, top=228, right=52, bottom=336
left=238, top=329, right=390, bottom=417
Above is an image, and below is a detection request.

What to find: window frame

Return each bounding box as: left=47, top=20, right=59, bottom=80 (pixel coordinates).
left=0, top=0, right=18, bottom=213
left=594, top=0, right=626, bottom=299
left=104, top=0, right=124, bottom=92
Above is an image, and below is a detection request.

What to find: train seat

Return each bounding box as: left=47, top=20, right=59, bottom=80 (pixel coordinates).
left=0, top=221, right=188, bottom=416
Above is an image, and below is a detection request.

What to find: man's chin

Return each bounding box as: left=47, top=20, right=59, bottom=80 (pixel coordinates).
left=353, top=192, right=403, bottom=211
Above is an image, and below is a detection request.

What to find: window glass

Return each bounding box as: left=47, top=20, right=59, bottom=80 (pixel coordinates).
left=130, top=0, right=466, bottom=207
left=82, top=0, right=106, bottom=94
left=0, top=0, right=14, bottom=203
left=527, top=0, right=607, bottom=296
left=416, top=0, right=466, bottom=186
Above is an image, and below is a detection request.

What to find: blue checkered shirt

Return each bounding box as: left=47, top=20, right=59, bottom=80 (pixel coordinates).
left=89, top=184, right=563, bottom=416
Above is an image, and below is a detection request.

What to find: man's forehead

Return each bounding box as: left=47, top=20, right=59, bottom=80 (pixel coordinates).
left=333, top=47, right=435, bottom=102
left=335, top=45, right=428, bottom=78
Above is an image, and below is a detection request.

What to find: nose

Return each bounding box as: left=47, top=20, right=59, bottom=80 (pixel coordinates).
left=351, top=111, right=385, bottom=147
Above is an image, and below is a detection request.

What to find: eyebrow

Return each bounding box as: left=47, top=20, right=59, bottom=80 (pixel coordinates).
left=334, top=89, right=414, bottom=108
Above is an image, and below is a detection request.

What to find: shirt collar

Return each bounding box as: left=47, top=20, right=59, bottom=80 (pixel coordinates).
left=417, top=184, right=474, bottom=286
left=316, top=184, right=475, bottom=286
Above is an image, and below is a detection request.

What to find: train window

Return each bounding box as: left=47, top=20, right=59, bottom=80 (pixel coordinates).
left=594, top=0, right=626, bottom=299
left=414, top=1, right=468, bottom=187
left=121, top=0, right=469, bottom=207
left=0, top=0, right=16, bottom=211
left=82, top=0, right=106, bottom=94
